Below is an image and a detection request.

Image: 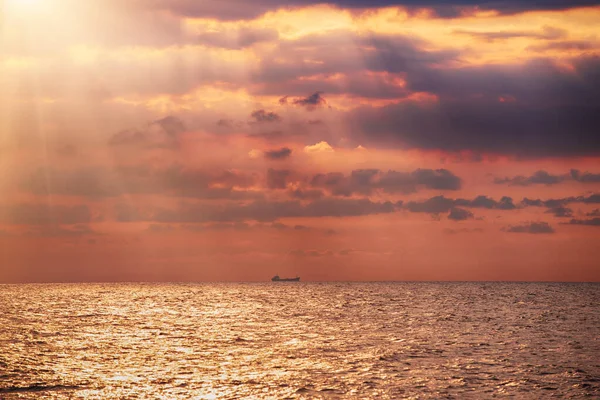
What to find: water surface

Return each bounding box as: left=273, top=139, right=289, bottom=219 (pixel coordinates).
left=1, top=282, right=599, bottom=398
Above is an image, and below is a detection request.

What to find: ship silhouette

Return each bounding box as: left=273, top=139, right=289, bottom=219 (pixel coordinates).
left=271, top=274, right=300, bottom=282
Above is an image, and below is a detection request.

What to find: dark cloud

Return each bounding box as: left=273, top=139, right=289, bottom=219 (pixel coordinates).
left=453, top=26, right=566, bottom=42
left=0, top=204, right=91, bottom=225
left=310, top=168, right=461, bottom=196
left=527, top=40, right=600, bottom=52
left=567, top=217, right=600, bottom=226
left=290, top=188, right=325, bottom=200
left=581, top=194, right=600, bottom=204
left=21, top=164, right=261, bottom=200
left=521, top=198, right=545, bottom=207
left=144, top=0, right=599, bottom=21
left=247, top=130, right=286, bottom=141
left=115, top=203, right=144, bottom=222
left=250, top=110, right=282, bottom=123
left=255, top=33, right=456, bottom=98
left=149, top=198, right=396, bottom=223
left=183, top=222, right=252, bottom=232
left=216, top=119, right=235, bottom=127
left=495, top=169, right=600, bottom=186
left=545, top=206, right=573, bottom=218
left=405, top=195, right=456, bottom=214
left=147, top=220, right=332, bottom=234
left=505, top=221, right=555, bottom=234
left=520, top=193, right=600, bottom=208
left=264, top=147, right=292, bottom=160
left=194, top=27, right=278, bottom=49
left=158, top=167, right=262, bottom=199
left=448, top=207, right=474, bottom=221
left=246, top=33, right=600, bottom=158
left=570, top=169, right=600, bottom=183
left=212, top=170, right=257, bottom=188
left=154, top=116, right=186, bottom=137
left=411, top=169, right=462, bottom=190
left=347, top=55, right=600, bottom=157
left=291, top=92, right=327, bottom=110
left=21, top=167, right=122, bottom=198
left=587, top=209, right=600, bottom=217
left=494, top=170, right=564, bottom=186
left=266, top=169, right=291, bottom=189
left=108, top=116, right=186, bottom=149
left=455, top=195, right=516, bottom=210
left=405, top=195, right=517, bottom=214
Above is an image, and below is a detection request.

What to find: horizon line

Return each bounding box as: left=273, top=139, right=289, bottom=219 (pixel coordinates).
left=2, top=280, right=599, bottom=285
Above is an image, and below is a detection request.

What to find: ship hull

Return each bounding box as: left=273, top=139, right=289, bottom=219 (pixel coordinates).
left=271, top=277, right=300, bottom=282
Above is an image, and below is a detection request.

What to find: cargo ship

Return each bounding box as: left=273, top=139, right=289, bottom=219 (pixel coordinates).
left=271, top=274, right=300, bottom=282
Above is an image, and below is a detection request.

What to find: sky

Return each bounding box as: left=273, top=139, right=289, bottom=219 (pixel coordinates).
left=0, top=0, right=599, bottom=283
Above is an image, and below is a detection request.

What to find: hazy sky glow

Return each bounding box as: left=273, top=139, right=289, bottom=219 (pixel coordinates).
left=1, top=0, right=599, bottom=282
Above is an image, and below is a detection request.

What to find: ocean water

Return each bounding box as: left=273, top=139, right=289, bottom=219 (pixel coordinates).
left=0, top=283, right=599, bottom=399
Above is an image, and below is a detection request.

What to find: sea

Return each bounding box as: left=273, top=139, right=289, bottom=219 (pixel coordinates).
left=0, top=282, right=598, bottom=399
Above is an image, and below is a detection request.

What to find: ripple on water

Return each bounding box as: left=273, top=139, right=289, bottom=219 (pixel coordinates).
left=0, top=282, right=599, bottom=399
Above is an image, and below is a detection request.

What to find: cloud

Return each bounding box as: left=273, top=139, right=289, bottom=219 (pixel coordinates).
left=347, top=55, right=600, bottom=157
left=567, top=217, right=600, bottom=226
left=527, top=40, right=600, bottom=52
left=521, top=193, right=600, bottom=208
left=545, top=206, right=573, bottom=218
left=309, top=168, right=462, bottom=196
left=289, top=249, right=334, bottom=257
left=570, top=169, right=600, bottom=183
left=505, top=222, right=555, bottom=234
left=108, top=116, right=186, bottom=150
left=217, top=119, right=235, bottom=127
left=453, top=26, right=566, bottom=42
left=255, top=32, right=457, bottom=98
left=142, top=0, right=600, bottom=21
left=146, top=224, right=176, bottom=233
left=21, top=164, right=262, bottom=200
left=0, top=204, right=92, bottom=225
left=250, top=110, right=282, bottom=123
left=146, top=221, right=333, bottom=234
left=291, top=92, right=327, bottom=110
left=264, top=147, right=292, bottom=160
left=587, top=209, right=600, bottom=217
left=405, top=195, right=516, bottom=214
left=304, top=141, right=334, bottom=153
left=266, top=168, right=291, bottom=189
left=149, top=198, right=397, bottom=223
left=193, top=26, right=279, bottom=49
left=183, top=222, right=252, bottom=232
left=115, top=203, right=144, bottom=222
left=289, top=188, right=324, bottom=200
left=448, top=207, right=474, bottom=221
left=459, top=196, right=516, bottom=210
left=494, top=170, right=564, bottom=186
left=405, top=195, right=456, bottom=214
left=495, top=169, right=600, bottom=186
left=154, top=116, right=186, bottom=137
left=443, top=227, right=484, bottom=234
left=24, top=224, right=95, bottom=237
left=21, top=167, right=122, bottom=198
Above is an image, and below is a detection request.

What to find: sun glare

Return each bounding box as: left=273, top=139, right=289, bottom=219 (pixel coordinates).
left=8, top=0, right=43, bottom=10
